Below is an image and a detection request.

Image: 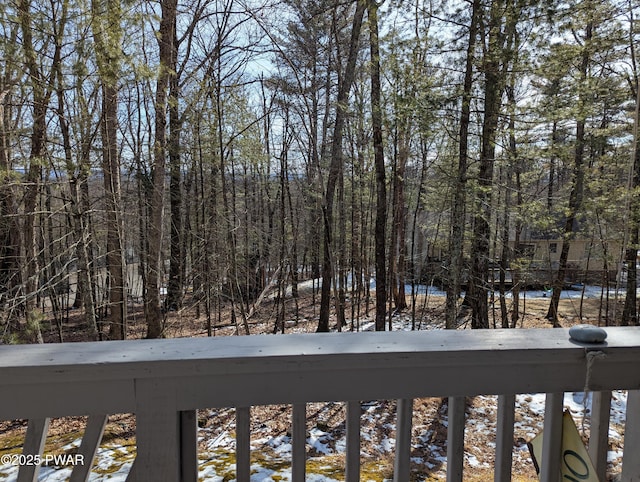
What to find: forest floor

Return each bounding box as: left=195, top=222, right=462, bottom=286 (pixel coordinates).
left=0, top=285, right=629, bottom=481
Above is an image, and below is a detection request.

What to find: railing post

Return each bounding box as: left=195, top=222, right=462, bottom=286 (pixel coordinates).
left=17, top=418, right=50, bottom=482
left=292, top=403, right=306, bottom=482
left=588, top=390, right=610, bottom=482
left=345, top=400, right=361, bottom=482
left=540, top=392, right=563, bottom=482
left=495, top=394, right=515, bottom=482
left=236, top=407, right=251, bottom=482
left=69, top=414, right=108, bottom=482
left=446, top=396, right=465, bottom=482
left=180, top=410, right=198, bottom=482
left=394, top=398, right=413, bottom=482
left=133, top=379, right=181, bottom=481
left=621, top=389, right=640, bottom=482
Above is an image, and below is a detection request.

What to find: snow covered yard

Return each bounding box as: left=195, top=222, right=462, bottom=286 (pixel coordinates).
left=0, top=391, right=627, bottom=481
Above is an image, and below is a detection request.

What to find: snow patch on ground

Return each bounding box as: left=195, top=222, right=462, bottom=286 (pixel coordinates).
left=0, top=391, right=629, bottom=481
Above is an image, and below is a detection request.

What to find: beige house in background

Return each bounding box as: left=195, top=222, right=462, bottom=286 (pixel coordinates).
left=416, top=232, right=630, bottom=288
left=512, top=237, right=625, bottom=286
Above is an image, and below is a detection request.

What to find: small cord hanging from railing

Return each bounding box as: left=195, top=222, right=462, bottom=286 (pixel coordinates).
left=581, top=349, right=606, bottom=435
left=584, top=349, right=607, bottom=394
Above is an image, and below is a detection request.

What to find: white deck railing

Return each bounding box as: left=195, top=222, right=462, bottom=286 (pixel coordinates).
left=1, top=327, right=640, bottom=481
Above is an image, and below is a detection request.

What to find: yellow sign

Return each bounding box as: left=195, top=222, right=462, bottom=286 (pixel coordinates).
left=528, top=410, right=600, bottom=482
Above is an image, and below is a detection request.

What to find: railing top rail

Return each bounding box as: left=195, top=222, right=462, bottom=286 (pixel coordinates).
left=1, top=327, right=639, bottom=419
left=2, top=327, right=640, bottom=369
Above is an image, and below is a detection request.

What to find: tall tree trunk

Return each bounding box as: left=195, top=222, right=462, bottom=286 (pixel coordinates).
left=146, top=0, right=177, bottom=338
left=390, top=119, right=408, bottom=311
left=103, top=83, right=127, bottom=339
left=446, top=0, right=480, bottom=329
left=546, top=19, right=592, bottom=325
left=468, top=0, right=507, bottom=329
left=18, top=0, right=62, bottom=343
left=498, top=167, right=510, bottom=329
left=317, top=0, right=365, bottom=332
left=166, top=69, right=184, bottom=311
left=548, top=120, right=558, bottom=212
left=92, top=0, right=126, bottom=340
left=336, top=155, right=347, bottom=329
left=165, top=4, right=207, bottom=312
left=368, top=0, right=387, bottom=331
left=506, top=82, right=523, bottom=329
